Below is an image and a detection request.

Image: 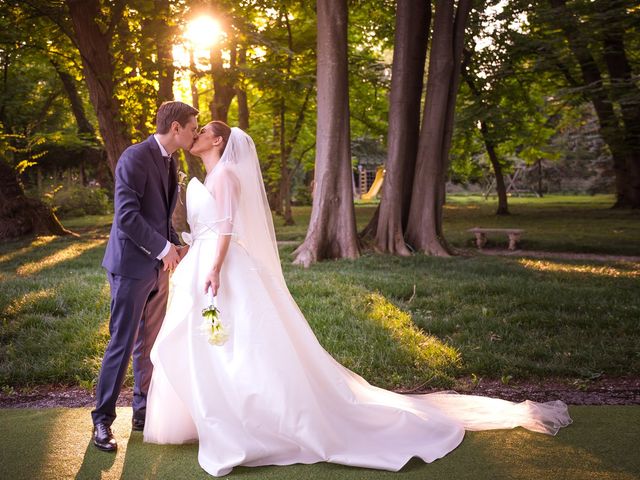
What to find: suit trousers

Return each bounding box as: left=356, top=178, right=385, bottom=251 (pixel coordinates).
left=91, top=267, right=169, bottom=426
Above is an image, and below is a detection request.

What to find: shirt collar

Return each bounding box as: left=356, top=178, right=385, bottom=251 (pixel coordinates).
left=153, top=134, right=171, bottom=158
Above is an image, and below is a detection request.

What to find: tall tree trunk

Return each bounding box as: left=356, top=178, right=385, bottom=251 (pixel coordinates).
left=236, top=47, right=249, bottom=130
left=31, top=89, right=62, bottom=134
left=279, top=134, right=297, bottom=226
left=277, top=10, right=306, bottom=226
left=0, top=160, right=75, bottom=239
left=52, top=62, right=95, bottom=136
left=438, top=0, right=472, bottom=225
left=209, top=44, right=236, bottom=122
left=270, top=115, right=283, bottom=213
left=0, top=51, right=9, bottom=127
left=189, top=49, right=200, bottom=111
left=462, top=58, right=509, bottom=215
left=237, top=88, right=249, bottom=130
left=601, top=26, right=640, bottom=207
left=172, top=51, right=206, bottom=234
left=188, top=66, right=205, bottom=181
left=373, top=0, right=430, bottom=255
left=281, top=86, right=313, bottom=227
left=53, top=61, right=105, bottom=187
left=66, top=0, right=130, bottom=174
left=482, top=124, right=509, bottom=215
left=405, top=0, right=470, bottom=255
left=293, top=0, right=359, bottom=267
left=279, top=98, right=293, bottom=224
left=154, top=0, right=175, bottom=106
left=548, top=0, right=632, bottom=208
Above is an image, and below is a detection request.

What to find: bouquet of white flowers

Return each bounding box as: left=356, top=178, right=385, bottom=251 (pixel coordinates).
left=200, top=290, right=229, bottom=346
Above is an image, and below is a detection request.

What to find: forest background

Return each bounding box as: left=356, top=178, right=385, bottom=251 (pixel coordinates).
left=0, top=0, right=638, bottom=261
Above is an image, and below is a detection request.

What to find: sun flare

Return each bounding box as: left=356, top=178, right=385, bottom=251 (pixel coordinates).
left=185, top=16, right=222, bottom=49
left=172, top=15, right=225, bottom=102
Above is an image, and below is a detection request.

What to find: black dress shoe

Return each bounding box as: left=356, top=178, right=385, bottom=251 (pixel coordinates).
left=132, top=416, right=145, bottom=431
left=93, top=423, right=117, bottom=452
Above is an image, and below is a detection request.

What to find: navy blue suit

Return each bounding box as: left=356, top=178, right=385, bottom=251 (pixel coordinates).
left=93, top=135, right=180, bottom=426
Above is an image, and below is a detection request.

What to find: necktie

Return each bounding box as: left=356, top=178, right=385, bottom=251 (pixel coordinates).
left=164, top=156, right=175, bottom=200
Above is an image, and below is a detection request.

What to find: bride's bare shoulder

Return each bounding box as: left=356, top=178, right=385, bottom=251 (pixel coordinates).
left=212, top=164, right=240, bottom=190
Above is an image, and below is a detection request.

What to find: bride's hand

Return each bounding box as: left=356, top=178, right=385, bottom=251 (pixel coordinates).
left=204, top=268, right=220, bottom=296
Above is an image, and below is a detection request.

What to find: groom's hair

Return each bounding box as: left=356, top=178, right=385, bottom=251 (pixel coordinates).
left=156, top=101, right=199, bottom=134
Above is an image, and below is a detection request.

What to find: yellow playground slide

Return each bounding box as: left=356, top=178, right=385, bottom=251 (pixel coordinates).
left=361, top=167, right=385, bottom=200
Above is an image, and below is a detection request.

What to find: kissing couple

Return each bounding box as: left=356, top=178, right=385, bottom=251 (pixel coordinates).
left=93, top=101, right=571, bottom=477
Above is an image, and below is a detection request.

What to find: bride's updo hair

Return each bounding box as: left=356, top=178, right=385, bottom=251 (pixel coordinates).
left=208, top=120, right=232, bottom=155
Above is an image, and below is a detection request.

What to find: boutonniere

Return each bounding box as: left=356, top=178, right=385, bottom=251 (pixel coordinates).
left=177, top=170, right=188, bottom=206
left=177, top=170, right=188, bottom=192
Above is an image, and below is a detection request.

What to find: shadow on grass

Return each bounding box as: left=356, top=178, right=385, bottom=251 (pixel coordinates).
left=75, top=440, right=116, bottom=479
left=119, top=432, right=205, bottom=479
left=0, top=236, right=58, bottom=267
left=0, top=233, right=107, bottom=276
left=14, top=237, right=107, bottom=277
left=0, top=409, right=55, bottom=479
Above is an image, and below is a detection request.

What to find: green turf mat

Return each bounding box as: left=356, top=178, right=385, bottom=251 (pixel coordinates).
left=1, top=406, right=639, bottom=479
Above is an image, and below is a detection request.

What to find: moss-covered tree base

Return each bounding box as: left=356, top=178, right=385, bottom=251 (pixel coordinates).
left=0, top=161, right=76, bottom=240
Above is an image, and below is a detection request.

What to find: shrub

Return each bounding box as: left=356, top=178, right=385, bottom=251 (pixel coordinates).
left=46, top=184, right=112, bottom=218
left=292, top=183, right=313, bottom=206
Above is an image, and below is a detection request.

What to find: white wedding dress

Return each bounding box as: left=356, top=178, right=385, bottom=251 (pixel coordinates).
left=144, top=129, right=571, bottom=477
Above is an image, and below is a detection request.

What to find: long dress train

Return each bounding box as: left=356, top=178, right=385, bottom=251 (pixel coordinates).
left=144, top=128, right=571, bottom=476
left=144, top=175, right=571, bottom=477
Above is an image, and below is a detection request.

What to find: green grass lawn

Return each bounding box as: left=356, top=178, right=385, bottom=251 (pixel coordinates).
left=1, top=406, right=639, bottom=479
left=443, top=194, right=640, bottom=255
left=277, top=194, right=640, bottom=256
left=0, top=196, right=638, bottom=391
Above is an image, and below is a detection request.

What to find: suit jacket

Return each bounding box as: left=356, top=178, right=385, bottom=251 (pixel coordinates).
left=102, top=135, right=181, bottom=279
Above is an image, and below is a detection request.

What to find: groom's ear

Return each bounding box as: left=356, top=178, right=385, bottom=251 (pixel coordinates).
left=170, top=120, right=181, bottom=134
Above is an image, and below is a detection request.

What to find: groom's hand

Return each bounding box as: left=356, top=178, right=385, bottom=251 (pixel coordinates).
left=162, top=245, right=180, bottom=271
left=177, top=245, right=189, bottom=259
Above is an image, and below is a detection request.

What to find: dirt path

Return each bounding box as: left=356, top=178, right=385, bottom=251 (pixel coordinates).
left=2, top=377, right=638, bottom=408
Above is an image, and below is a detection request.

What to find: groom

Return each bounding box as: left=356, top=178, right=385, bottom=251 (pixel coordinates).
left=92, top=101, right=199, bottom=452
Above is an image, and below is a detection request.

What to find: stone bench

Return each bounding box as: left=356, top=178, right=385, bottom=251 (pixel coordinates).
left=468, top=227, right=524, bottom=250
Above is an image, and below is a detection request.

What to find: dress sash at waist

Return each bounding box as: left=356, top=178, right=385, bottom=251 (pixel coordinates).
left=181, top=227, right=220, bottom=246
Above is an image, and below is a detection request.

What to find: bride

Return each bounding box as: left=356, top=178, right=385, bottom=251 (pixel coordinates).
left=144, top=122, right=571, bottom=476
